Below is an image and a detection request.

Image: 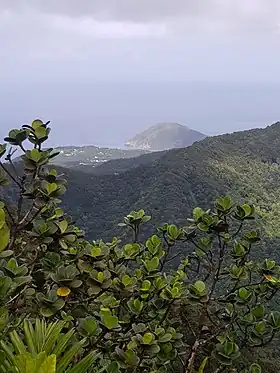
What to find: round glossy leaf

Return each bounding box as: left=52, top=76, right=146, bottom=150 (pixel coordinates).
left=32, top=119, right=44, bottom=129
left=194, top=280, right=206, bottom=293
left=103, top=314, right=119, bottom=330
left=142, top=332, right=154, bottom=345
left=0, top=224, right=10, bottom=252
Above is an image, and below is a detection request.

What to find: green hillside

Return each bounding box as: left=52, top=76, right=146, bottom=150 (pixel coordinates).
left=60, top=122, right=280, bottom=248
left=4, top=122, right=280, bottom=248
left=80, top=150, right=166, bottom=175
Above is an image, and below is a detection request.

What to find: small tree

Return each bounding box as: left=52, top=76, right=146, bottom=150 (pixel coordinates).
left=0, top=120, right=279, bottom=373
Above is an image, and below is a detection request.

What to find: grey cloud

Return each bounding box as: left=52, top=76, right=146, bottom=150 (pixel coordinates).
left=1, top=0, right=280, bottom=31
left=1, top=0, right=280, bottom=83
left=0, top=1, right=219, bottom=22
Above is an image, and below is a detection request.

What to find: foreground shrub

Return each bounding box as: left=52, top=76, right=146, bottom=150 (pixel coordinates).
left=0, top=120, right=279, bottom=372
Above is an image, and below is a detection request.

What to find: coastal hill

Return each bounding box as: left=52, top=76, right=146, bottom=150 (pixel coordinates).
left=125, top=122, right=206, bottom=151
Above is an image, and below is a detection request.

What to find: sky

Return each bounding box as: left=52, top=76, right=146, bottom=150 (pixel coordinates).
left=1, top=0, right=280, bottom=146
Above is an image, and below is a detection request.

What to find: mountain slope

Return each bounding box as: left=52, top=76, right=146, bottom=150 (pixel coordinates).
left=59, top=122, right=280, bottom=251
left=125, top=122, right=206, bottom=151
left=85, top=150, right=166, bottom=175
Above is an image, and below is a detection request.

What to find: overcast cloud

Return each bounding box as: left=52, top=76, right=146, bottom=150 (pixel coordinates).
left=1, top=1, right=280, bottom=78
left=1, top=1, right=280, bottom=145
left=2, top=0, right=280, bottom=32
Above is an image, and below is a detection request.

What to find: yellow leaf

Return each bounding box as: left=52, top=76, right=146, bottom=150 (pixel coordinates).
left=57, top=287, right=71, bottom=297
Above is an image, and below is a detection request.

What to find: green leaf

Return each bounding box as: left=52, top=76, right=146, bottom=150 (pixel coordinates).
left=29, top=149, right=43, bottom=162
left=142, top=332, right=154, bottom=345
left=56, top=338, right=86, bottom=373
left=35, top=126, right=47, bottom=140
left=167, top=224, right=178, bottom=239
left=0, top=307, right=9, bottom=331
left=158, top=333, right=172, bottom=343
left=144, top=257, right=159, bottom=272
left=32, top=119, right=44, bottom=130
left=142, top=215, right=151, bottom=223
left=81, top=317, right=97, bottom=335
left=0, top=208, right=5, bottom=229
left=107, top=361, right=120, bottom=373
left=224, top=341, right=234, bottom=355
left=0, top=144, right=6, bottom=158
left=40, top=308, right=55, bottom=317
left=133, top=299, right=143, bottom=312
left=45, top=183, right=57, bottom=195
left=254, top=321, right=266, bottom=335
left=194, top=280, right=206, bottom=293
left=124, top=349, right=140, bottom=367
left=141, top=280, right=151, bottom=291
left=38, top=354, right=56, bottom=373
left=268, top=311, right=280, bottom=329
left=198, top=357, right=208, bottom=373
left=0, top=223, right=10, bottom=252
left=265, top=259, right=275, bottom=270
left=91, top=247, right=101, bottom=256
left=251, top=305, right=265, bottom=319
left=0, top=250, right=13, bottom=258
left=122, top=275, right=131, bottom=287
left=238, top=287, right=249, bottom=300
left=97, top=272, right=104, bottom=282
left=0, top=350, right=6, bottom=365
left=13, top=352, right=57, bottom=373
left=241, top=204, right=254, bottom=217
left=197, top=222, right=209, bottom=231
left=148, top=344, right=160, bottom=354
left=193, top=207, right=205, bottom=221
left=58, top=220, right=68, bottom=234
left=102, top=313, right=119, bottom=330
left=250, top=363, right=262, bottom=373
left=216, top=196, right=233, bottom=212
left=67, top=350, right=101, bottom=373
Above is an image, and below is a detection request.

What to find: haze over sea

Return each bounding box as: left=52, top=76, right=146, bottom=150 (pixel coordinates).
left=1, top=81, right=280, bottom=148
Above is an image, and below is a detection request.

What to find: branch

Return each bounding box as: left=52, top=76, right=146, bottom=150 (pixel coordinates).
left=5, top=285, right=29, bottom=306
left=209, top=235, right=226, bottom=301
left=184, top=335, right=201, bottom=373
left=232, top=222, right=243, bottom=238
left=0, top=162, right=21, bottom=188
left=160, top=232, right=173, bottom=271
left=21, top=204, right=46, bottom=229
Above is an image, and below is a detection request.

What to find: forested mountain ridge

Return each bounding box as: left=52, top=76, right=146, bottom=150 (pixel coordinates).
left=86, top=150, right=166, bottom=175
left=3, top=122, right=280, bottom=245
left=58, top=121, right=280, bottom=248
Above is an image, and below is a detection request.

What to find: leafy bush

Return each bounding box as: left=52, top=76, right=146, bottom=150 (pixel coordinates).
left=0, top=120, right=279, bottom=372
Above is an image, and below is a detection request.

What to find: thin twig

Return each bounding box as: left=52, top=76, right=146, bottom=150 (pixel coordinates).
left=0, top=162, right=21, bottom=188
